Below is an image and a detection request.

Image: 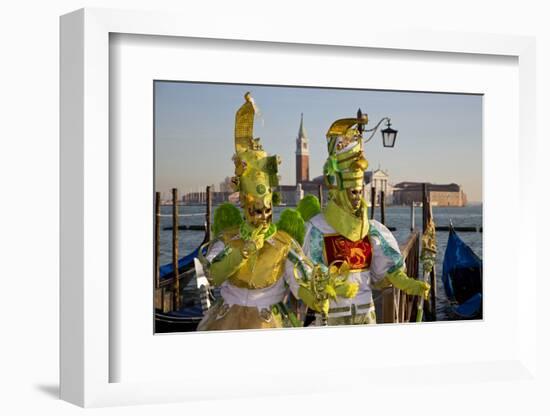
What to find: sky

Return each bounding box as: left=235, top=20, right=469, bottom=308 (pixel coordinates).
left=154, top=81, right=483, bottom=202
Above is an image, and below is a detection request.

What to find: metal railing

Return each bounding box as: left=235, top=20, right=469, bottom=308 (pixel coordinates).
left=380, top=230, right=421, bottom=323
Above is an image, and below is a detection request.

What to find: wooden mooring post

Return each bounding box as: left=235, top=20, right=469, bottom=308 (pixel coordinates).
left=155, top=192, right=161, bottom=289
left=172, top=188, right=181, bottom=310
left=422, top=183, right=437, bottom=321
left=155, top=186, right=212, bottom=313
left=410, top=201, right=415, bottom=231
left=205, top=185, right=212, bottom=242
left=380, top=190, right=386, bottom=225
left=370, top=186, right=376, bottom=219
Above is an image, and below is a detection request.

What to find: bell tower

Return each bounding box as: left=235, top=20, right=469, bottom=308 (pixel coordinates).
left=295, top=113, right=310, bottom=184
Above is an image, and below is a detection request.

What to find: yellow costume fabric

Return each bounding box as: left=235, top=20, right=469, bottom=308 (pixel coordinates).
left=197, top=302, right=285, bottom=331
left=213, top=226, right=293, bottom=290
left=198, top=228, right=328, bottom=331
left=324, top=192, right=369, bottom=242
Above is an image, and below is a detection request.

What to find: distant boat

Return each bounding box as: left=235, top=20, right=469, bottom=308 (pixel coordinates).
left=442, top=225, right=482, bottom=319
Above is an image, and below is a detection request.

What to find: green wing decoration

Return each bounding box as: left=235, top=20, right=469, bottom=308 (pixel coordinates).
left=212, top=203, right=243, bottom=236
left=296, top=194, right=321, bottom=222
left=276, top=208, right=305, bottom=245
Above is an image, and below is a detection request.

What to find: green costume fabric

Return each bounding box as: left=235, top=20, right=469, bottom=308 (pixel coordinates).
left=276, top=208, right=305, bottom=245
left=296, top=195, right=321, bottom=222
left=209, top=248, right=246, bottom=286
left=374, top=267, right=431, bottom=299
left=212, top=203, right=243, bottom=236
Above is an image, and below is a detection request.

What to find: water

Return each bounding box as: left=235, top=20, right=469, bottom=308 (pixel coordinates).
left=158, top=204, right=483, bottom=320
left=387, top=204, right=482, bottom=319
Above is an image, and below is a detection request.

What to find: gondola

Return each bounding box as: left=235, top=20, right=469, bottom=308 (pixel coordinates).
left=158, top=246, right=200, bottom=280
left=155, top=304, right=205, bottom=333
left=441, top=224, right=482, bottom=319
left=155, top=245, right=213, bottom=333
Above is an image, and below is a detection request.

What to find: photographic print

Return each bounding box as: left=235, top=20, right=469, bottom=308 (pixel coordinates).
left=153, top=82, right=482, bottom=333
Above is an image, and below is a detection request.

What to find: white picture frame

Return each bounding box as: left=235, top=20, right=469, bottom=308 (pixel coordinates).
left=60, top=8, right=538, bottom=408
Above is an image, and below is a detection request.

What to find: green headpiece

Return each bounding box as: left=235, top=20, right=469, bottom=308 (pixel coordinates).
left=323, top=113, right=369, bottom=190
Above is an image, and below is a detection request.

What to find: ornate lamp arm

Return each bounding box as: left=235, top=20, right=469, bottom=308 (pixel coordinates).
left=364, top=117, right=392, bottom=143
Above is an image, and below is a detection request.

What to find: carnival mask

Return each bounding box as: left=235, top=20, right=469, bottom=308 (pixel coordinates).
left=244, top=198, right=273, bottom=229
left=346, top=185, right=364, bottom=214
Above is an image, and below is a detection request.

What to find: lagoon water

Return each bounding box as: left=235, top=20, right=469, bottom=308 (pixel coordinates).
left=159, top=203, right=482, bottom=320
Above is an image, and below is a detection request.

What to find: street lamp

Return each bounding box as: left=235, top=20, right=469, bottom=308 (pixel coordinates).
left=358, top=109, right=398, bottom=148
left=381, top=120, right=398, bottom=148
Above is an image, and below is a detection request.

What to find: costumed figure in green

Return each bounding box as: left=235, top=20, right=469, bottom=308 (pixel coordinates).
left=197, top=93, right=358, bottom=331
left=298, top=111, right=430, bottom=325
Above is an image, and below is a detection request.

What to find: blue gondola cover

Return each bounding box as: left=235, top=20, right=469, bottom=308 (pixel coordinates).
left=159, top=247, right=200, bottom=280
left=442, top=227, right=482, bottom=318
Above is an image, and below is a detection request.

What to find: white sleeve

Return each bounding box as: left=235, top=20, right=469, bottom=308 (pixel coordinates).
left=205, top=240, right=225, bottom=262
left=368, top=220, right=405, bottom=284
left=302, top=222, right=314, bottom=257
left=283, top=242, right=316, bottom=298
left=301, top=221, right=327, bottom=267
left=283, top=258, right=301, bottom=298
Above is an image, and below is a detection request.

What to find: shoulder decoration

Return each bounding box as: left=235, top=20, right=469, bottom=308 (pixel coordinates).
left=276, top=208, right=305, bottom=245
left=212, top=203, right=243, bottom=236
left=297, top=194, right=321, bottom=222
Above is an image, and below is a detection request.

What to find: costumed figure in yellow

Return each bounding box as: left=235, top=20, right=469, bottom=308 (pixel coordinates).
left=197, top=93, right=358, bottom=331
left=299, top=111, right=430, bottom=325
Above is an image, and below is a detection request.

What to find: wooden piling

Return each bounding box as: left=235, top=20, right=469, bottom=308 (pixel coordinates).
left=155, top=192, right=161, bottom=289
left=430, top=263, right=437, bottom=318
left=205, top=185, right=212, bottom=242
left=380, top=190, right=386, bottom=225
left=422, top=183, right=429, bottom=234
left=382, top=290, right=395, bottom=323
left=410, top=202, right=415, bottom=231
left=370, top=186, right=376, bottom=220
left=172, top=188, right=180, bottom=310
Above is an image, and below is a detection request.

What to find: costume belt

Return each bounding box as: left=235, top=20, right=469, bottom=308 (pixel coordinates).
left=328, top=302, right=375, bottom=315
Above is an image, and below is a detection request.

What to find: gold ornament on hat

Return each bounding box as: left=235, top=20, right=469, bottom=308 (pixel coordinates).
left=232, top=92, right=281, bottom=210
